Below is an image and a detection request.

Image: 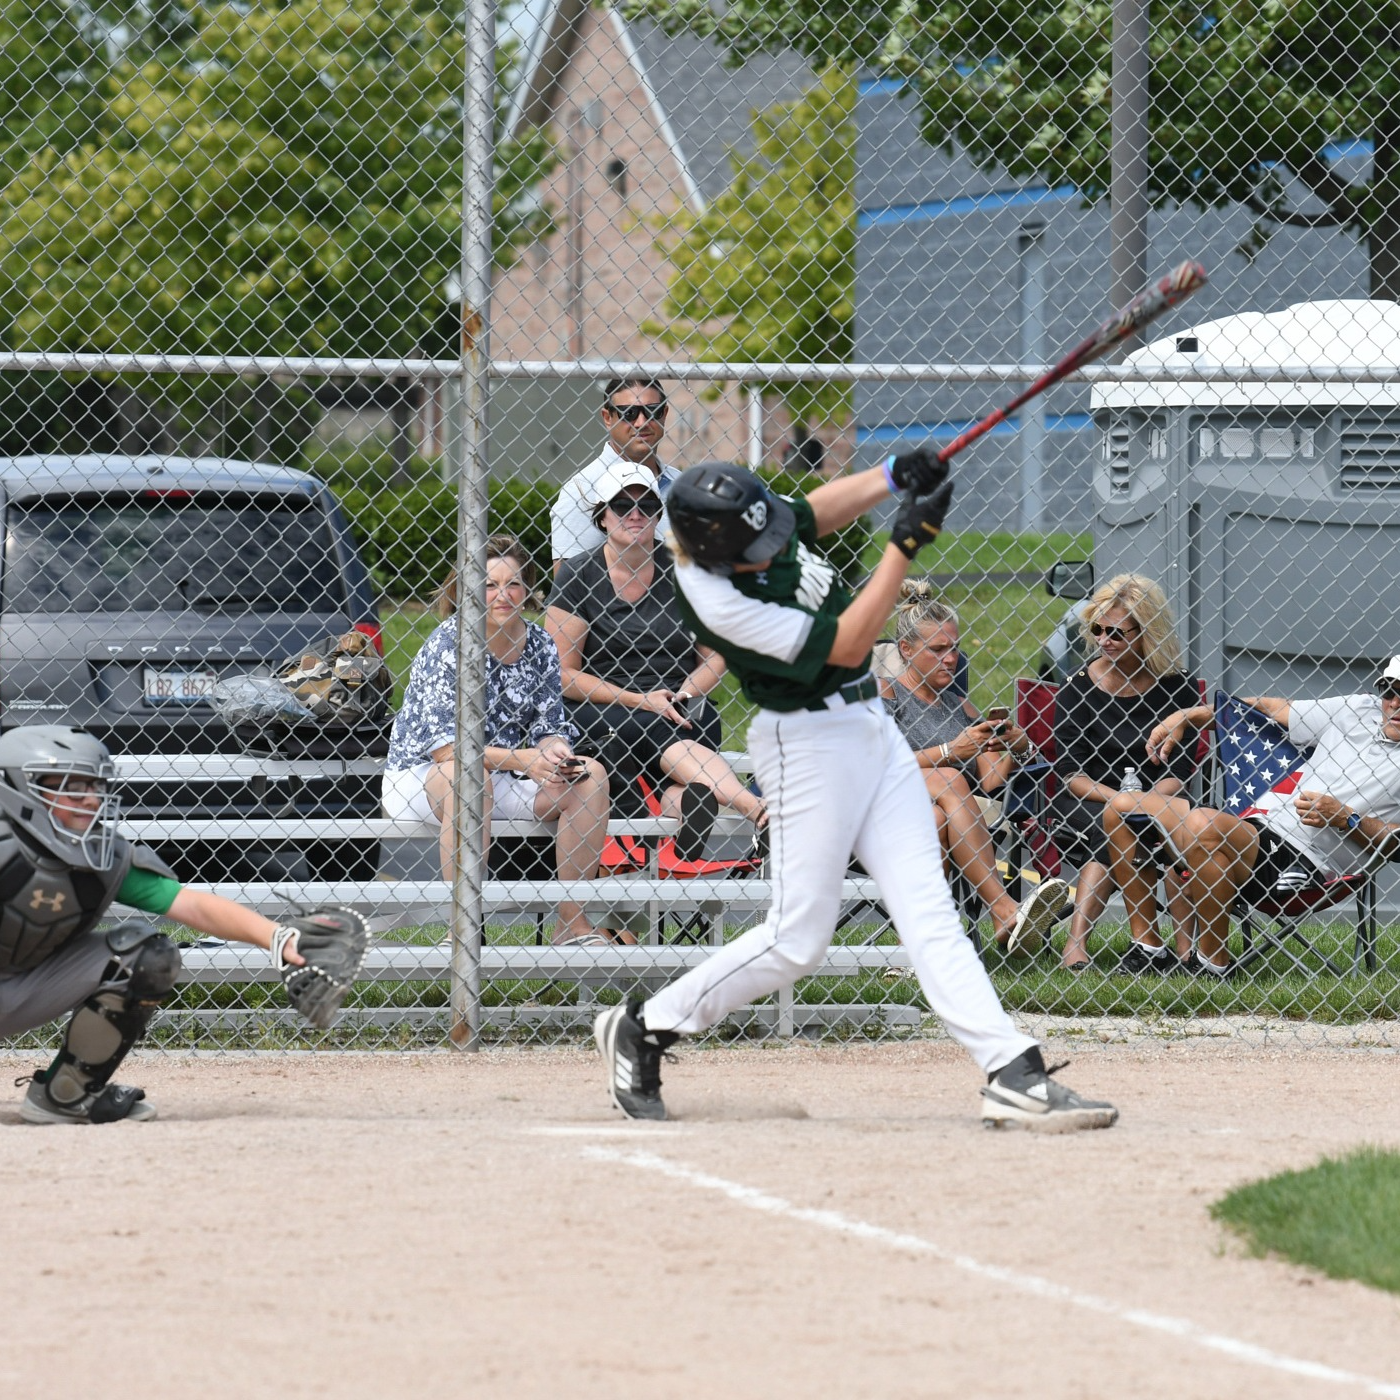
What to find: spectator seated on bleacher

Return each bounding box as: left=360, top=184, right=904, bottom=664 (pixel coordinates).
left=545, top=459, right=766, bottom=863
left=881, top=582, right=1068, bottom=955
left=382, top=535, right=617, bottom=947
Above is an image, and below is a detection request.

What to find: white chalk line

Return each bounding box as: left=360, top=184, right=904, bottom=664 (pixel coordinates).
left=585, top=1146, right=1400, bottom=1399
left=525, top=1125, right=679, bottom=1137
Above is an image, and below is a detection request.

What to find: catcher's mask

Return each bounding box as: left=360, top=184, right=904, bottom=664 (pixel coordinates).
left=667, top=463, right=796, bottom=574
left=0, top=725, right=120, bottom=871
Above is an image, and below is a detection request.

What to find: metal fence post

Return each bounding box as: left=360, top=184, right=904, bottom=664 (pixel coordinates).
left=449, top=0, right=498, bottom=1049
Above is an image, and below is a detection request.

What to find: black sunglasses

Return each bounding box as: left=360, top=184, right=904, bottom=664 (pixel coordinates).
left=1379, top=683, right=1400, bottom=701
left=605, top=493, right=663, bottom=517
left=1090, top=622, right=1140, bottom=642
left=607, top=401, right=667, bottom=423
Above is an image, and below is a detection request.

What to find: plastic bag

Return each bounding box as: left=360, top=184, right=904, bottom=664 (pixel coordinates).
left=211, top=675, right=317, bottom=727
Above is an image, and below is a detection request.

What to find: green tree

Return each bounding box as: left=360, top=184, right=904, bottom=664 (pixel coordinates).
left=0, top=0, right=106, bottom=181
left=0, top=0, right=554, bottom=360
left=625, top=0, right=1400, bottom=299
left=645, top=66, right=855, bottom=434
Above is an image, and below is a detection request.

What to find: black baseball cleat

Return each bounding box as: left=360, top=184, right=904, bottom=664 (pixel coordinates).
left=980, top=1048, right=1118, bottom=1133
left=17, top=1073, right=156, bottom=1125
left=594, top=1002, right=678, bottom=1121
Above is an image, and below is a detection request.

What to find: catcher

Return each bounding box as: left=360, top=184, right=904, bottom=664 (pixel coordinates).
left=0, top=726, right=368, bottom=1125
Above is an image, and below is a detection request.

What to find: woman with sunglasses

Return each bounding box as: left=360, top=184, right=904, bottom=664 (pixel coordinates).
left=1052, top=574, right=1201, bottom=972
left=546, top=461, right=767, bottom=862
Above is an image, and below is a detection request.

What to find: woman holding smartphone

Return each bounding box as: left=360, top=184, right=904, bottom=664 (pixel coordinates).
left=383, top=535, right=615, bottom=946
left=881, top=583, right=1069, bottom=953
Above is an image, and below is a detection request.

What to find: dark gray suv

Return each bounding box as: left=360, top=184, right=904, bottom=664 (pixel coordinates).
left=0, top=456, right=384, bottom=881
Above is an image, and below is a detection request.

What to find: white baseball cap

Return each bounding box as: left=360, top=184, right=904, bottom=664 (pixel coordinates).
left=1379, top=656, right=1400, bottom=686
left=589, top=460, right=663, bottom=516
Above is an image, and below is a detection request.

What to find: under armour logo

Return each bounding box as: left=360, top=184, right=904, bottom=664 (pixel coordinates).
left=741, top=500, right=768, bottom=531
left=30, top=888, right=66, bottom=912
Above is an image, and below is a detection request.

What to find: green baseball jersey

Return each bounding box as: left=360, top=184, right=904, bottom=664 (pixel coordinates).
left=672, top=497, right=873, bottom=711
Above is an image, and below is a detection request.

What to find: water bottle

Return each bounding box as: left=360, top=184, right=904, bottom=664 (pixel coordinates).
left=1120, top=766, right=1162, bottom=868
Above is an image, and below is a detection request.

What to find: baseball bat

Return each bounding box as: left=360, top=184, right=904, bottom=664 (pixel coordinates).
left=934, top=259, right=1209, bottom=466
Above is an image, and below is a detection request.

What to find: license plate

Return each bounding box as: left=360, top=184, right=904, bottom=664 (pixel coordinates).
left=144, top=666, right=218, bottom=704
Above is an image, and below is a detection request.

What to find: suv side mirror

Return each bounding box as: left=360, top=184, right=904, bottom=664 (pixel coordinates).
left=1046, top=560, right=1094, bottom=600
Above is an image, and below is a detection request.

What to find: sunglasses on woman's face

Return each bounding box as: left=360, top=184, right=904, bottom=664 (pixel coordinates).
left=608, top=401, right=667, bottom=424
left=606, top=493, right=663, bottom=517
left=1090, top=622, right=1140, bottom=642
left=1379, top=683, right=1400, bottom=701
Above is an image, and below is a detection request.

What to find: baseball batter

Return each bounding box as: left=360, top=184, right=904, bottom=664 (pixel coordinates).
left=0, top=726, right=367, bottom=1124
left=594, top=457, right=1117, bottom=1131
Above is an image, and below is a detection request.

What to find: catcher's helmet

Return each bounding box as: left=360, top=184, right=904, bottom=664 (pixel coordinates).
left=0, top=725, right=120, bottom=871
left=667, top=463, right=797, bottom=573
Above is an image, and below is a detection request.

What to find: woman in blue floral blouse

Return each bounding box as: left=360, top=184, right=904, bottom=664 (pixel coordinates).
left=384, top=536, right=613, bottom=945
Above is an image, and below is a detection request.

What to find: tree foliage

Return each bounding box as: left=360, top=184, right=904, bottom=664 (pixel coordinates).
left=645, top=66, right=855, bottom=428
left=624, top=0, right=1400, bottom=298
left=0, top=0, right=555, bottom=360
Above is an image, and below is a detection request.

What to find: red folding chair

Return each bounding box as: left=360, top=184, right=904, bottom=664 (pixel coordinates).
left=1007, top=677, right=1063, bottom=886
left=597, top=774, right=765, bottom=943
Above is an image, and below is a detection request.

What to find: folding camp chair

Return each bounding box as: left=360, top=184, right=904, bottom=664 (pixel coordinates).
left=597, top=772, right=765, bottom=944
left=1004, top=677, right=1064, bottom=897
left=1214, top=693, right=1378, bottom=975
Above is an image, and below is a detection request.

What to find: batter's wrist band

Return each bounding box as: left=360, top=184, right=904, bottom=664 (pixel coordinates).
left=881, top=455, right=898, bottom=494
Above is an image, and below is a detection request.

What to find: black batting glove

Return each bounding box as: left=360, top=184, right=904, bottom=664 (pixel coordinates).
left=890, top=479, right=955, bottom=560
left=885, top=445, right=949, bottom=495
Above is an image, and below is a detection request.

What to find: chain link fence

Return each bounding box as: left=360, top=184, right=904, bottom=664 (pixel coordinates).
left=1, top=0, right=1398, bottom=1052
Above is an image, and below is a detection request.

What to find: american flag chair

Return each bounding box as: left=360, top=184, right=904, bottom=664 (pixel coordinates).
left=1214, top=693, right=1378, bottom=975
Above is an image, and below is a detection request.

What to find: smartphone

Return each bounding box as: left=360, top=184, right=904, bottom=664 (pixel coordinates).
left=986, top=705, right=1010, bottom=734
left=557, top=755, right=587, bottom=781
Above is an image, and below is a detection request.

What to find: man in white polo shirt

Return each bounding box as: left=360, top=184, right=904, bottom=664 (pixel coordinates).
left=550, top=376, right=682, bottom=572
left=1110, top=657, right=1400, bottom=976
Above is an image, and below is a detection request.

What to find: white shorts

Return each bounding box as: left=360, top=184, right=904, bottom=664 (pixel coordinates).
left=381, top=764, right=547, bottom=824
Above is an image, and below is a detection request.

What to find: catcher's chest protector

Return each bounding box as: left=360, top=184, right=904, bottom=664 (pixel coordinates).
left=0, top=826, right=132, bottom=972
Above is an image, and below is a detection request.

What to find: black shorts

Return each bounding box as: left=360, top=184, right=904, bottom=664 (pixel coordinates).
left=569, top=698, right=723, bottom=792
left=1050, top=791, right=1113, bottom=868
left=1238, top=820, right=1325, bottom=904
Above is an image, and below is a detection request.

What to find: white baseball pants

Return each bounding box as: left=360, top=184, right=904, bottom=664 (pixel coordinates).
left=643, top=698, right=1036, bottom=1074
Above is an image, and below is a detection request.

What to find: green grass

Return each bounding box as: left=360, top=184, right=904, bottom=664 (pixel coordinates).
left=1211, top=1146, right=1400, bottom=1294
left=381, top=602, right=440, bottom=710
left=2, top=909, right=1390, bottom=1054
left=910, top=528, right=1092, bottom=576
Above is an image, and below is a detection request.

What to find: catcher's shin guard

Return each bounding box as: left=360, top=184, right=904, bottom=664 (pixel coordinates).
left=39, top=922, right=181, bottom=1113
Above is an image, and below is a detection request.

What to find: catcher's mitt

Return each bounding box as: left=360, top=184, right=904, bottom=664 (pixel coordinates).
left=274, top=908, right=370, bottom=1029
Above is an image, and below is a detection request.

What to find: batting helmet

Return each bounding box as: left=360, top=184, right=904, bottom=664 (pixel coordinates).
left=0, top=725, right=120, bottom=871
left=666, top=463, right=797, bottom=573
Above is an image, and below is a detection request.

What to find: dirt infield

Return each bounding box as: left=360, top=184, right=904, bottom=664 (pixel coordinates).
left=2, top=1039, right=1398, bottom=1400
